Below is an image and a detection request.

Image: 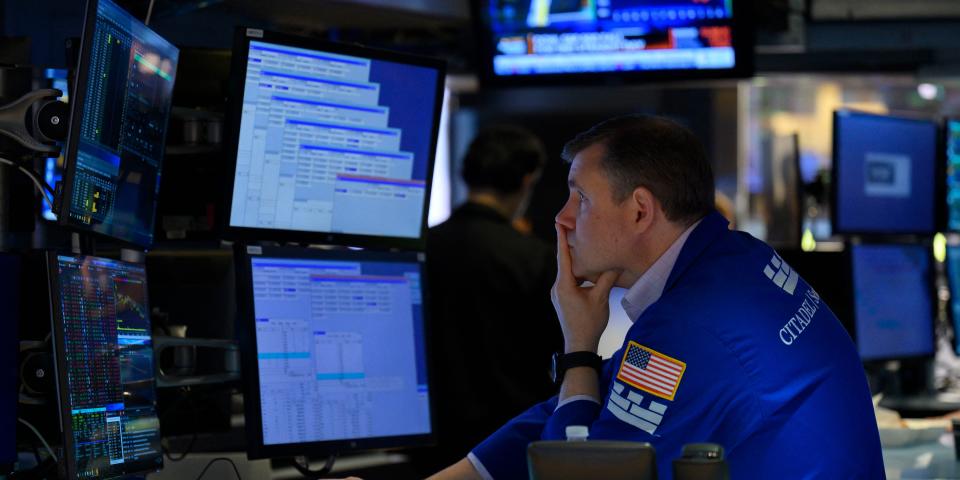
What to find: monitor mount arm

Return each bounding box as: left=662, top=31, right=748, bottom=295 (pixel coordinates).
left=0, top=88, right=68, bottom=156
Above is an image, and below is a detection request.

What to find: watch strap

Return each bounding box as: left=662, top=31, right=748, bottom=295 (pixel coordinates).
left=553, top=351, right=602, bottom=384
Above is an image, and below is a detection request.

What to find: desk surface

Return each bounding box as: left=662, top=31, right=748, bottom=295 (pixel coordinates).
left=145, top=451, right=412, bottom=480
left=884, top=433, right=960, bottom=479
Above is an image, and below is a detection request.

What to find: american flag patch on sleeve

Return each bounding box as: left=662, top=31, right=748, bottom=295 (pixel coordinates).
left=616, top=341, right=686, bottom=401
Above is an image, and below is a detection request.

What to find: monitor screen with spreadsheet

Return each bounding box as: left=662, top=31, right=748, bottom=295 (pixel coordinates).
left=47, top=254, right=162, bottom=478
left=224, top=29, right=445, bottom=249
left=56, top=0, right=179, bottom=247
left=235, top=245, right=433, bottom=459
left=850, top=243, right=935, bottom=361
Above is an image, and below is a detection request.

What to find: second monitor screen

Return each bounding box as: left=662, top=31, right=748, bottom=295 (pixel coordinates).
left=229, top=39, right=442, bottom=241
left=249, top=251, right=430, bottom=446
left=851, top=244, right=934, bottom=361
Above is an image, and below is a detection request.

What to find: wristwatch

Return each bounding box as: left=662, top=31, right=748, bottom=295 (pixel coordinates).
left=550, top=351, right=602, bottom=384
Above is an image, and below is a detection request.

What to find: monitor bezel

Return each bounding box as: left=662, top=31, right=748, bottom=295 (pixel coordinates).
left=222, top=28, right=446, bottom=251
left=470, top=0, right=755, bottom=88
left=849, top=242, right=938, bottom=362
left=234, top=243, right=436, bottom=459
left=55, top=0, right=179, bottom=249
left=830, top=109, right=946, bottom=236
left=45, top=252, right=164, bottom=478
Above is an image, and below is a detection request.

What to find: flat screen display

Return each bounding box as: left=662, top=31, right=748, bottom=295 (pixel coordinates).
left=475, top=0, right=751, bottom=83
left=945, top=245, right=960, bottom=355
left=48, top=254, right=162, bottom=479
left=225, top=30, right=445, bottom=249
left=945, top=119, right=960, bottom=231
left=236, top=246, right=432, bottom=458
left=851, top=244, right=934, bottom=361
left=833, top=111, right=939, bottom=235
left=57, top=0, right=179, bottom=247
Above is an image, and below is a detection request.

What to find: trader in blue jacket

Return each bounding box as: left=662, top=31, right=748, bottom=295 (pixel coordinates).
left=429, top=115, right=884, bottom=479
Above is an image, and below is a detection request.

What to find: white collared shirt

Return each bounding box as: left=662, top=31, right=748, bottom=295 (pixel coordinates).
left=621, top=219, right=702, bottom=322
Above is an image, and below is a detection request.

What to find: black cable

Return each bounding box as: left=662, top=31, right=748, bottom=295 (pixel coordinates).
left=0, top=157, right=55, bottom=210
left=163, top=430, right=197, bottom=462
left=0, top=156, right=54, bottom=193
left=160, top=389, right=200, bottom=462
left=193, top=457, right=241, bottom=480
left=290, top=454, right=337, bottom=479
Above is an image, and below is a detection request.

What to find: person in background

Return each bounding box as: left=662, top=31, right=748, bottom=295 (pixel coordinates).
left=415, top=125, right=563, bottom=475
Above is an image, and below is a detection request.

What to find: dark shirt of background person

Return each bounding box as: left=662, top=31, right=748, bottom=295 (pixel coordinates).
left=416, top=125, right=563, bottom=474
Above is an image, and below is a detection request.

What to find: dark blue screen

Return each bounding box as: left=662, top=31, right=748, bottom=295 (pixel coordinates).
left=851, top=244, right=934, bottom=360
left=368, top=60, right=439, bottom=182
left=834, top=112, right=938, bottom=234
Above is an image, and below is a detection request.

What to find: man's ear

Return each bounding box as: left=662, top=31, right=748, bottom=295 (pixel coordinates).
left=630, top=187, right=656, bottom=233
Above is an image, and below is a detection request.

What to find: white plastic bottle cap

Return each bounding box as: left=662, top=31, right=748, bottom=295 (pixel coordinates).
left=565, top=425, right=589, bottom=441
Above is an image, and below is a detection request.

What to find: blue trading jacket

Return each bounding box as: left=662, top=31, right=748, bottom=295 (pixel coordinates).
left=471, top=212, right=884, bottom=479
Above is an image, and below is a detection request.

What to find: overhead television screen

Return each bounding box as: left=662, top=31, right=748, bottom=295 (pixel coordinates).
left=474, top=0, right=752, bottom=83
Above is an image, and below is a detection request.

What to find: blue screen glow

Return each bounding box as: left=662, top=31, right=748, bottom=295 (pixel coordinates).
left=229, top=40, right=441, bottom=239
left=834, top=112, right=938, bottom=234
left=851, top=244, right=934, bottom=360
left=249, top=252, right=430, bottom=445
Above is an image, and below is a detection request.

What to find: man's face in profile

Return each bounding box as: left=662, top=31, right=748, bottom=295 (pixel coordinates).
left=555, top=143, right=631, bottom=284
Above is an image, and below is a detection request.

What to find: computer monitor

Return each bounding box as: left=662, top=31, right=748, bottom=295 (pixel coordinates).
left=945, top=118, right=960, bottom=231
left=945, top=245, right=960, bottom=355
left=47, top=254, right=163, bottom=478
left=224, top=28, right=445, bottom=250
left=832, top=110, right=941, bottom=235
left=850, top=243, right=935, bottom=361
left=57, top=0, right=179, bottom=247
left=235, top=245, right=433, bottom=459
left=472, top=0, right=753, bottom=86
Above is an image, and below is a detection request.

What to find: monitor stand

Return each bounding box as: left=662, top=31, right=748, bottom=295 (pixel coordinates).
left=874, top=358, right=960, bottom=417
